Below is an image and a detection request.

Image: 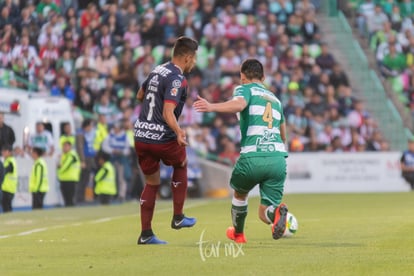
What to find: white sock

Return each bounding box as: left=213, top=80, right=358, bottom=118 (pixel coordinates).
left=232, top=197, right=247, bottom=207
left=264, top=205, right=275, bottom=224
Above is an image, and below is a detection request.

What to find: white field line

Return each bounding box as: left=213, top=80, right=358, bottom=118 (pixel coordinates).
left=17, top=228, right=48, bottom=236
left=0, top=201, right=209, bottom=240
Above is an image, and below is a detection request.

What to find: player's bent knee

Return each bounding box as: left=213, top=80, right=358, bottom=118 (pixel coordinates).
left=234, top=191, right=248, bottom=200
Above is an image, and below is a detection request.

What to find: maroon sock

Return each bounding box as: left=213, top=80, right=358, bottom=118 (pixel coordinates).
left=140, top=184, right=159, bottom=231
left=171, top=165, right=188, bottom=216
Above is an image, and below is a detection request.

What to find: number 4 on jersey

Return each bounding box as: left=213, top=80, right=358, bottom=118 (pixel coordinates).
left=262, top=102, right=273, bottom=129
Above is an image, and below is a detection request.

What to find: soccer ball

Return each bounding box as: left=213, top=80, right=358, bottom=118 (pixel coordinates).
left=283, top=212, right=298, bottom=238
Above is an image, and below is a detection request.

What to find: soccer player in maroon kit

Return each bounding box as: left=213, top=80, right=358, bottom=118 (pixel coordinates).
left=134, top=36, right=198, bottom=244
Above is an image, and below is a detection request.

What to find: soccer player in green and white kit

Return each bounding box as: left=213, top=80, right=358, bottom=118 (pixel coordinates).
left=193, top=59, right=288, bottom=243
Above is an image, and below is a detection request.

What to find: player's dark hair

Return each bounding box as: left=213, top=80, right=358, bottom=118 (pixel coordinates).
left=241, top=59, right=264, bottom=80
left=172, top=36, right=198, bottom=57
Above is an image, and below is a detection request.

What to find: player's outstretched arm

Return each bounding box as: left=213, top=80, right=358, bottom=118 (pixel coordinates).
left=193, top=95, right=246, bottom=113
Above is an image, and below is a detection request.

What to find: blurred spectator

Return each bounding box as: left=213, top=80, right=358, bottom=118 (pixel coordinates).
left=347, top=128, right=366, bottom=152
left=123, top=2, right=140, bottom=28
left=0, top=5, right=14, bottom=30
left=0, top=0, right=19, bottom=20
left=180, top=97, right=203, bottom=127
left=376, top=34, right=402, bottom=63
left=329, top=136, right=344, bottom=152
left=60, top=0, right=78, bottom=16
left=94, top=150, right=117, bottom=205
left=140, top=10, right=159, bottom=47
left=202, top=56, right=221, bottom=87
left=75, top=46, right=97, bottom=79
left=93, top=92, right=118, bottom=127
left=388, top=5, right=403, bottom=31
left=366, top=4, right=388, bottom=37
left=51, top=76, right=75, bottom=102
left=315, top=43, right=336, bottom=72
left=301, top=12, right=320, bottom=43
left=106, top=12, right=124, bottom=46
left=55, top=49, right=75, bottom=79
left=400, top=138, right=414, bottom=190
left=296, top=0, right=316, bottom=16
left=36, top=0, right=60, bottom=19
left=270, top=0, right=294, bottom=25
left=101, top=120, right=131, bottom=201
left=329, top=63, right=349, bottom=89
left=0, top=112, right=15, bottom=148
left=203, top=15, right=225, bottom=48
left=98, top=23, right=116, bottom=49
left=400, top=0, right=414, bottom=18
left=286, top=14, right=303, bottom=44
left=111, top=50, right=137, bottom=89
left=287, top=106, right=308, bottom=139
left=80, top=3, right=100, bottom=30
left=27, top=122, right=55, bottom=156
left=95, top=46, right=118, bottom=77
left=380, top=43, right=407, bottom=78
left=39, top=40, right=59, bottom=66
left=366, top=129, right=384, bottom=151
left=59, top=121, right=75, bottom=150
left=356, top=0, right=375, bottom=37
left=0, top=42, right=11, bottom=68
left=218, top=135, right=239, bottom=166
left=123, top=22, right=141, bottom=49
left=75, top=119, right=97, bottom=203
left=74, top=86, right=94, bottom=113
left=29, top=147, right=49, bottom=209
left=304, top=91, right=326, bottom=117
left=57, top=140, right=80, bottom=207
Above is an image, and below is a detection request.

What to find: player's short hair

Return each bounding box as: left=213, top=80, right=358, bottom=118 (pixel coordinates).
left=241, top=59, right=264, bottom=80
left=172, top=36, right=198, bottom=57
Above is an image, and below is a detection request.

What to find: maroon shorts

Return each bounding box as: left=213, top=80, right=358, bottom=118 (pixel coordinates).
left=134, top=140, right=186, bottom=175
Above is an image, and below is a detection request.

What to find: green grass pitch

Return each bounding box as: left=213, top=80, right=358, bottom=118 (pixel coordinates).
left=1, top=193, right=414, bottom=275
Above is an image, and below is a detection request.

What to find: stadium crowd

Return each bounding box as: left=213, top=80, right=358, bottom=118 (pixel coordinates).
left=0, top=0, right=391, bottom=172
left=345, top=0, right=414, bottom=121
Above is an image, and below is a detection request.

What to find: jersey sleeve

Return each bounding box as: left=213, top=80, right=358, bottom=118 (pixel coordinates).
left=163, top=75, right=184, bottom=105
left=233, top=85, right=250, bottom=102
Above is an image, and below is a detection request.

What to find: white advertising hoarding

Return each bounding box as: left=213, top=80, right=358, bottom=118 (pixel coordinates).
left=249, top=152, right=409, bottom=196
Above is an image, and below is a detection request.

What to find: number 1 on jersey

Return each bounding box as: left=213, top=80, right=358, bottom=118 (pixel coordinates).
left=262, top=102, right=273, bottom=129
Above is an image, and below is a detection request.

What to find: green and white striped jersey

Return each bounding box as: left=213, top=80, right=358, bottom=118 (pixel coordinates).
left=233, top=83, right=288, bottom=157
